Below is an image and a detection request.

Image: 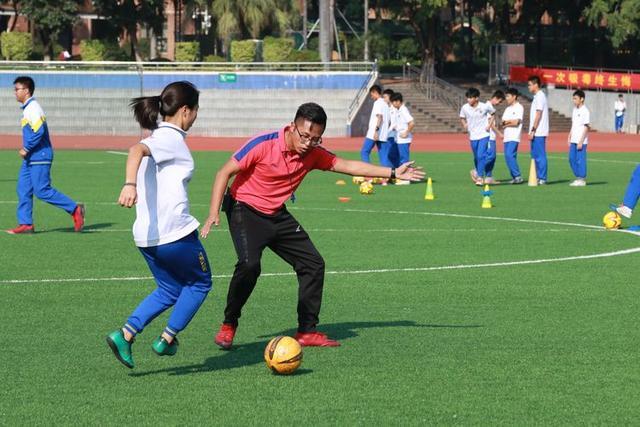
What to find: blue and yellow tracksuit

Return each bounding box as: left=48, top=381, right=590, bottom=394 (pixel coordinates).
left=16, top=97, right=77, bottom=225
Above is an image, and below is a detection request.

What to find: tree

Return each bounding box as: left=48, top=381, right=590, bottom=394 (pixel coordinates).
left=211, top=0, right=293, bottom=42
left=584, top=0, right=640, bottom=48
left=18, top=0, right=80, bottom=61
left=92, top=0, right=164, bottom=61
left=379, top=0, right=448, bottom=79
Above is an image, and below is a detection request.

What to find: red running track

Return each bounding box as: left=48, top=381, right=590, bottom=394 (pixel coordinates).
left=0, top=132, right=639, bottom=152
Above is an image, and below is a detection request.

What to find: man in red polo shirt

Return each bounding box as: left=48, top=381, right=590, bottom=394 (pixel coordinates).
left=201, top=102, right=424, bottom=348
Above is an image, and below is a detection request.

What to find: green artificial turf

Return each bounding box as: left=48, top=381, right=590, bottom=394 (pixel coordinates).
left=1, top=149, right=639, bottom=425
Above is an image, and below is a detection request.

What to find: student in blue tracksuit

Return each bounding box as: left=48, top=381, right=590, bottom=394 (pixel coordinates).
left=6, top=76, right=84, bottom=234
left=383, top=89, right=400, bottom=168
left=484, top=90, right=505, bottom=184
left=106, top=81, right=213, bottom=369
left=527, top=76, right=550, bottom=185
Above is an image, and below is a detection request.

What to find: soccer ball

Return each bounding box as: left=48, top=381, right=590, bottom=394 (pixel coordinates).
left=603, top=211, right=622, bottom=229
left=352, top=176, right=365, bottom=184
left=264, top=336, right=303, bottom=375
left=359, top=181, right=374, bottom=195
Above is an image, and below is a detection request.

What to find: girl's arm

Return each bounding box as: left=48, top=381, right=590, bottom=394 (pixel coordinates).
left=118, top=143, right=151, bottom=208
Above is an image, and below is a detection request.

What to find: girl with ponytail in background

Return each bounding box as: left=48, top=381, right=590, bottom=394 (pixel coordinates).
left=106, top=81, right=213, bottom=369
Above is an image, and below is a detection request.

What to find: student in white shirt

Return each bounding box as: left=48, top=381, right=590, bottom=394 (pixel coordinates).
left=106, top=81, right=213, bottom=369
left=390, top=92, right=415, bottom=185
left=500, top=88, right=525, bottom=184
left=384, top=88, right=400, bottom=169
left=568, top=90, right=590, bottom=186
left=459, top=87, right=497, bottom=185
left=615, top=94, right=626, bottom=133
left=484, top=90, right=505, bottom=184
left=361, top=85, right=391, bottom=166
left=527, top=75, right=549, bottom=184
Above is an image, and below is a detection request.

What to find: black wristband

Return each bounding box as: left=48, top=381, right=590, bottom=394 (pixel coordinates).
left=390, top=168, right=396, bottom=179
left=124, top=182, right=136, bottom=187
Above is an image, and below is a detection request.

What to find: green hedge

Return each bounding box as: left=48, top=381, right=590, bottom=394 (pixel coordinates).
left=262, top=36, right=294, bottom=62
left=1, top=32, right=33, bottom=60
left=175, top=41, right=199, bottom=62
left=80, top=39, right=128, bottom=61
left=230, top=40, right=257, bottom=62
left=203, top=54, right=227, bottom=62
left=286, top=49, right=320, bottom=62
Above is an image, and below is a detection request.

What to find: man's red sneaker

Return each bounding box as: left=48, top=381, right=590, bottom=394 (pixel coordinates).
left=72, top=204, right=85, bottom=232
left=294, top=331, right=340, bottom=347
left=214, top=323, right=237, bottom=349
left=6, top=224, right=34, bottom=234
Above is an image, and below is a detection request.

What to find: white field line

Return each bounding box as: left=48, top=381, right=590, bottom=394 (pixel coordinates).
left=2, top=245, right=640, bottom=285
left=2, top=208, right=639, bottom=285
left=106, top=151, right=128, bottom=156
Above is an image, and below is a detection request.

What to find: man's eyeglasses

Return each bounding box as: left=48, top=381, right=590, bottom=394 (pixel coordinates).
left=295, top=126, right=322, bottom=147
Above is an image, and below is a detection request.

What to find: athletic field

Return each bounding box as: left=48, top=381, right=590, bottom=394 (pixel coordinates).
left=1, top=149, right=639, bottom=424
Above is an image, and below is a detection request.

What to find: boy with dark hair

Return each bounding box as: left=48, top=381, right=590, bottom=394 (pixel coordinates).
left=390, top=92, right=415, bottom=184
left=459, top=87, right=497, bottom=185
left=484, top=90, right=506, bottom=184
left=501, top=87, right=524, bottom=184
left=383, top=88, right=400, bottom=169
left=360, top=85, right=391, bottom=167
left=568, top=90, right=590, bottom=186
left=527, top=75, right=549, bottom=185
left=615, top=94, right=626, bottom=133
left=6, top=76, right=84, bottom=234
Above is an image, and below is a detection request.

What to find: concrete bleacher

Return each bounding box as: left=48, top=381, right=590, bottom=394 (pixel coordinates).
left=0, top=70, right=373, bottom=137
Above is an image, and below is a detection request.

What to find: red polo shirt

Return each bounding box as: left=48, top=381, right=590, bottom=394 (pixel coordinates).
left=230, top=126, right=338, bottom=215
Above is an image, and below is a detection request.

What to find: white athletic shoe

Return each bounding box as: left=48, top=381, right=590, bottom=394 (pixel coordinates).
left=510, top=177, right=524, bottom=185
left=615, top=205, right=633, bottom=219
left=538, top=179, right=547, bottom=185
left=570, top=179, right=586, bottom=187
left=484, top=177, right=497, bottom=184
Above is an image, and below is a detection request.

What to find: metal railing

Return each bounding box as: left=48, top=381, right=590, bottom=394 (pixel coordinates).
left=0, top=60, right=375, bottom=73
left=347, top=61, right=378, bottom=125
left=403, top=63, right=466, bottom=112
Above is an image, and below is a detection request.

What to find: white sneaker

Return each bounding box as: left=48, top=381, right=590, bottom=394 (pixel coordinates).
left=616, top=205, right=633, bottom=219
left=484, top=177, right=497, bottom=184
left=570, top=179, right=586, bottom=187
left=538, top=179, right=546, bottom=185
left=510, top=177, right=524, bottom=184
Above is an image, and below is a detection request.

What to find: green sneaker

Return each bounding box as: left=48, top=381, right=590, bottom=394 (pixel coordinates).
left=152, top=336, right=179, bottom=356
left=106, top=330, right=134, bottom=369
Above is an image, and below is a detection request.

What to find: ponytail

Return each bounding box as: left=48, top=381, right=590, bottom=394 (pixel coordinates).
left=130, top=81, right=199, bottom=131
left=130, top=95, right=162, bottom=130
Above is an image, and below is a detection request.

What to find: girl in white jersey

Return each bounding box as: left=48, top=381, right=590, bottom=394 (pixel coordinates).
left=106, top=81, right=212, bottom=369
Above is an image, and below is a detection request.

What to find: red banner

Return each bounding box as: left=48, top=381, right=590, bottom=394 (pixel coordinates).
left=510, top=66, right=640, bottom=92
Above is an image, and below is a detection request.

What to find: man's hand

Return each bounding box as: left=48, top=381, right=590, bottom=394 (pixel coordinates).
left=373, top=131, right=379, bottom=141
left=118, top=185, right=137, bottom=208
left=200, top=215, right=220, bottom=238
left=18, top=148, right=27, bottom=158
left=396, top=161, right=426, bottom=182
left=400, top=131, right=408, bottom=138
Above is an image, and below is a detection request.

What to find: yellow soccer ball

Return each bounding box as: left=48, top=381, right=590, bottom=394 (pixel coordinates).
left=603, top=211, right=622, bottom=230
left=352, top=176, right=365, bottom=184
left=264, top=336, right=303, bottom=375
left=359, top=181, right=374, bottom=195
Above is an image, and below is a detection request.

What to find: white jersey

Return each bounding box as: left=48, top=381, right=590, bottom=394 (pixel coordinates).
left=502, top=103, right=524, bottom=143
left=133, top=121, right=200, bottom=248
left=460, top=101, right=494, bottom=141
left=366, top=98, right=390, bottom=141
left=570, top=105, right=590, bottom=145
left=529, top=91, right=549, bottom=136
left=395, top=104, right=414, bottom=144
left=388, top=105, right=398, bottom=139
left=615, top=100, right=626, bottom=117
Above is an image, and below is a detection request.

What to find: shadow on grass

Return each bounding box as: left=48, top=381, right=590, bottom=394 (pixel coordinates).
left=129, top=320, right=482, bottom=378
left=39, top=222, right=115, bottom=233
